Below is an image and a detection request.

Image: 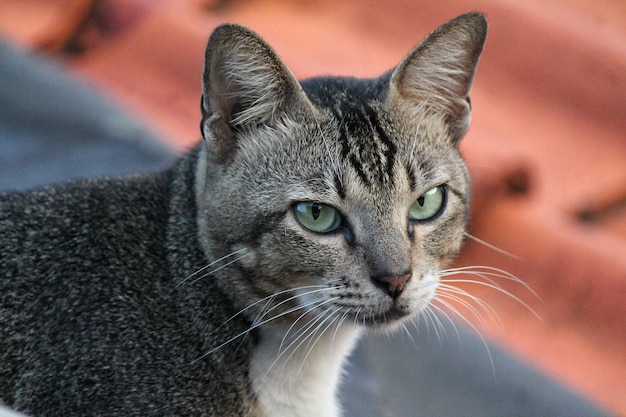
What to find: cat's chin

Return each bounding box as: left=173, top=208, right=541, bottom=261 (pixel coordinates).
left=358, top=306, right=414, bottom=332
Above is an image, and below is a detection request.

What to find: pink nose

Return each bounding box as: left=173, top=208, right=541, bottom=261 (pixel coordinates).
left=373, top=272, right=411, bottom=299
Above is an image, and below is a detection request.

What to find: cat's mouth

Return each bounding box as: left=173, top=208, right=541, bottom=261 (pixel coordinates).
left=359, top=304, right=413, bottom=329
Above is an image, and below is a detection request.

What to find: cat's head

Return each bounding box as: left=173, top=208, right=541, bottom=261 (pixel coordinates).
left=195, top=13, right=487, bottom=331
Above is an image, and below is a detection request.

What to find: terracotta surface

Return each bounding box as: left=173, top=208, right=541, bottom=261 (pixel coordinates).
left=1, top=0, right=625, bottom=414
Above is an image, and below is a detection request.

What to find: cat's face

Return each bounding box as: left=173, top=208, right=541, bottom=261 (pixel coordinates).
left=196, top=14, right=486, bottom=331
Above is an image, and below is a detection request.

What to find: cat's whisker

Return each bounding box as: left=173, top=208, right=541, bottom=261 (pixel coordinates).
left=231, top=284, right=343, bottom=332
left=193, top=295, right=327, bottom=364
left=251, top=285, right=344, bottom=340
left=429, top=262, right=541, bottom=377
left=264, top=306, right=342, bottom=383
left=248, top=293, right=280, bottom=332
left=194, top=285, right=342, bottom=363
left=441, top=265, right=540, bottom=301
left=210, top=286, right=307, bottom=334
left=268, top=310, right=330, bottom=377
left=412, top=308, right=426, bottom=335
left=306, top=308, right=342, bottom=353
left=442, top=264, right=519, bottom=278
left=193, top=328, right=252, bottom=364
left=360, top=308, right=371, bottom=329
left=278, top=303, right=321, bottom=353
left=430, top=299, right=496, bottom=378
left=239, top=289, right=335, bottom=337
left=248, top=288, right=336, bottom=331
left=233, top=293, right=278, bottom=354
left=442, top=266, right=514, bottom=285
left=175, top=248, right=248, bottom=289
left=438, top=283, right=501, bottom=323
left=463, top=232, right=524, bottom=261
left=296, top=309, right=344, bottom=378
left=411, top=309, right=427, bottom=338
left=278, top=296, right=342, bottom=355
left=436, top=285, right=502, bottom=330
left=401, top=322, right=417, bottom=348
left=187, top=253, right=252, bottom=286
left=426, top=307, right=449, bottom=342
left=330, top=308, right=351, bottom=351
left=351, top=307, right=362, bottom=329
left=424, top=303, right=460, bottom=343
left=261, top=298, right=341, bottom=382
left=277, top=288, right=344, bottom=351
left=439, top=272, right=541, bottom=321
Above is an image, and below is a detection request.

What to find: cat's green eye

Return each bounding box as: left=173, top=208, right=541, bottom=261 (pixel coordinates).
left=294, top=202, right=341, bottom=233
left=409, top=185, right=446, bottom=222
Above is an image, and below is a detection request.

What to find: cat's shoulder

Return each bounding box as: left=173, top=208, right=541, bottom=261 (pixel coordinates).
left=0, top=171, right=171, bottom=222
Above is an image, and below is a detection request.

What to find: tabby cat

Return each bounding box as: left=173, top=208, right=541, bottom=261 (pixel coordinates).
left=0, top=12, right=487, bottom=417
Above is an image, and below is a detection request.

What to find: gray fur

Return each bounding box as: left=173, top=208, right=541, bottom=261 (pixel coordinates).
left=1, top=13, right=487, bottom=417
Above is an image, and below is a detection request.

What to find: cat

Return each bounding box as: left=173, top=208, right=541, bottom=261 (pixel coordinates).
left=0, top=12, right=487, bottom=417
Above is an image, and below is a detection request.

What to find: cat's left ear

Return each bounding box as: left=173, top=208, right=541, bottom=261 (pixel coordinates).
left=389, top=12, right=487, bottom=143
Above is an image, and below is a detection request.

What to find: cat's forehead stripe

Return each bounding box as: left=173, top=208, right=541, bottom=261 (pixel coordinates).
left=331, top=101, right=397, bottom=190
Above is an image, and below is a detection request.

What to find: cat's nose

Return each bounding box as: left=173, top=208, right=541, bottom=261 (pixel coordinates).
left=372, top=272, right=411, bottom=299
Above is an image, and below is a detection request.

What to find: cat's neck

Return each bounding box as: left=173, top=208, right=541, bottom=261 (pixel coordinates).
left=250, top=321, right=361, bottom=417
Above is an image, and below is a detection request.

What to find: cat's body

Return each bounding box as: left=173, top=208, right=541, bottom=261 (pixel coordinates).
left=0, top=164, right=257, bottom=415
left=0, top=13, right=487, bottom=417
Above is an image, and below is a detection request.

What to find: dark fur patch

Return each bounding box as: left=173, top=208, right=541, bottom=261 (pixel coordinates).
left=301, top=77, right=396, bottom=190
left=406, top=163, right=417, bottom=191
left=333, top=174, right=346, bottom=200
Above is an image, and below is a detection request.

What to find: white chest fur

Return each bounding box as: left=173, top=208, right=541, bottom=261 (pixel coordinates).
left=250, top=322, right=361, bottom=417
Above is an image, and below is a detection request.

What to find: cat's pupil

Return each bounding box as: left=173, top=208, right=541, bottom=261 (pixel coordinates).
left=417, top=196, right=425, bottom=207
left=311, top=203, right=322, bottom=220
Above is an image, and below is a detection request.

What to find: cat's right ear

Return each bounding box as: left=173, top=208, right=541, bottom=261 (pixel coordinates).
left=200, top=24, right=308, bottom=164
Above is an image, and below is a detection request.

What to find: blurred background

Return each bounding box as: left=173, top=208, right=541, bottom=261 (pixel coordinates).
left=0, top=0, right=624, bottom=415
